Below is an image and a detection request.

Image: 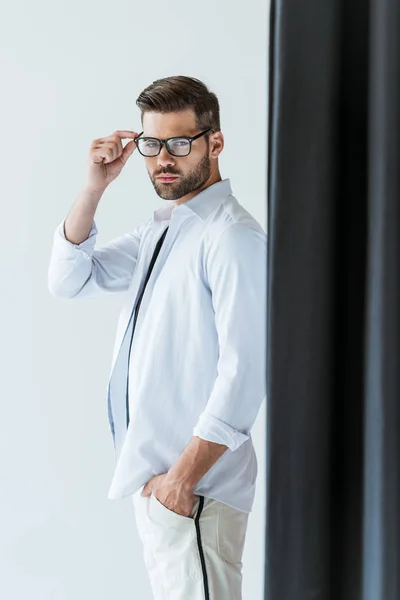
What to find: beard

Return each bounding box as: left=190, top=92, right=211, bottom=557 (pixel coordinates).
left=149, top=150, right=211, bottom=201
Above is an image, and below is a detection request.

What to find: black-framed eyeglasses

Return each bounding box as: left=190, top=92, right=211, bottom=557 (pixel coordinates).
left=133, top=128, right=214, bottom=157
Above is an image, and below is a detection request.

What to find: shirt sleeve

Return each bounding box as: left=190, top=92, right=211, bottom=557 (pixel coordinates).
left=48, top=217, right=147, bottom=299
left=192, top=222, right=268, bottom=452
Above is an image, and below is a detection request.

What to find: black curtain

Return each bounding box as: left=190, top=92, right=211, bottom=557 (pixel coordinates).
left=266, top=1, right=400, bottom=599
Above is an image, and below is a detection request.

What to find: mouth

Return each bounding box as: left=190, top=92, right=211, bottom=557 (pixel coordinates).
left=157, top=175, right=179, bottom=182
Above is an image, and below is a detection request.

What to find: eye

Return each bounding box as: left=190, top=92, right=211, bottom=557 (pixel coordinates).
left=143, top=140, right=159, bottom=148
left=170, top=139, right=189, bottom=147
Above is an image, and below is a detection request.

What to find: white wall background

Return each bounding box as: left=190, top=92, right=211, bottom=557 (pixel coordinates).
left=0, top=1, right=269, bottom=598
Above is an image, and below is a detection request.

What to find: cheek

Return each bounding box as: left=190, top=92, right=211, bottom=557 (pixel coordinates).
left=178, top=157, right=197, bottom=172
left=146, top=158, right=158, bottom=174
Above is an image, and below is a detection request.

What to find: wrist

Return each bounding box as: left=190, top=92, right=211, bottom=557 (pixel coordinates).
left=166, top=467, right=195, bottom=491
left=81, top=185, right=106, bottom=199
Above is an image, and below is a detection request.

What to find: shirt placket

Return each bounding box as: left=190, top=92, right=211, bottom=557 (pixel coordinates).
left=107, top=225, right=170, bottom=457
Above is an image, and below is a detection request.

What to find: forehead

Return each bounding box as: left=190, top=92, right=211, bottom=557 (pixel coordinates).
left=142, top=109, right=198, bottom=137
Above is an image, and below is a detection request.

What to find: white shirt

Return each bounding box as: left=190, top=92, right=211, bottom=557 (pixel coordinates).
left=48, top=178, right=267, bottom=513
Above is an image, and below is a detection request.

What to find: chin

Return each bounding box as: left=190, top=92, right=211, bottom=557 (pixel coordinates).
left=154, top=186, right=175, bottom=200
left=152, top=181, right=176, bottom=198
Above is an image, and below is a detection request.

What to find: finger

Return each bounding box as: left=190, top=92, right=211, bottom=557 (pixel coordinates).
left=141, top=485, right=151, bottom=497
left=113, top=130, right=141, bottom=140
left=92, top=149, right=108, bottom=164
left=120, top=139, right=137, bottom=163
left=102, top=141, right=120, bottom=164
left=108, top=136, right=124, bottom=162
left=91, top=142, right=114, bottom=164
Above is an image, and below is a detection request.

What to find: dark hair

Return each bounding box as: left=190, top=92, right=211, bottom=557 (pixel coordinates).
left=136, top=75, right=221, bottom=132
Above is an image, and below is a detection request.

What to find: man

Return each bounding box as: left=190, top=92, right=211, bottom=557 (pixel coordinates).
left=48, top=75, right=267, bottom=599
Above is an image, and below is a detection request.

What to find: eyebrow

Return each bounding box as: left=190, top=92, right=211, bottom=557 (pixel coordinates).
left=142, top=131, right=198, bottom=138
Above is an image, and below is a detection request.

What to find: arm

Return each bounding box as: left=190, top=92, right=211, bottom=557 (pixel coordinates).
left=63, top=185, right=104, bottom=245
left=146, top=436, right=228, bottom=513
left=167, top=436, right=228, bottom=490
left=48, top=188, right=147, bottom=300
left=146, top=222, right=267, bottom=512
left=192, top=222, right=268, bottom=452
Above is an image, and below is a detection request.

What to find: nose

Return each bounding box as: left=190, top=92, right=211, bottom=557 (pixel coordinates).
left=157, top=143, right=175, bottom=168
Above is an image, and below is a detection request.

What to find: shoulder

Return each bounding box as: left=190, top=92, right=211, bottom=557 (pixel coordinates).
left=206, top=202, right=267, bottom=259
left=206, top=194, right=266, bottom=243
left=204, top=220, right=267, bottom=275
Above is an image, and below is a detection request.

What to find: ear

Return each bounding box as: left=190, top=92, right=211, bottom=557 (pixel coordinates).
left=210, top=131, right=224, bottom=158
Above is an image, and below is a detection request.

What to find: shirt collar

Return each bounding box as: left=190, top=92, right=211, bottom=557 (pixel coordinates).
left=153, top=178, right=233, bottom=223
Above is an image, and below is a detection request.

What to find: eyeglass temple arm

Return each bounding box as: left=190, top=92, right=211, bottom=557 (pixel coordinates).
left=190, top=128, right=214, bottom=141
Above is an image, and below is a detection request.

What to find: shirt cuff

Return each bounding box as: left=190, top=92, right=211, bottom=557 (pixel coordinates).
left=193, top=412, right=250, bottom=452
left=56, top=218, right=98, bottom=258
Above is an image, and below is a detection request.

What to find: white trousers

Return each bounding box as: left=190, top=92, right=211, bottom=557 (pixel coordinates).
left=132, top=487, right=249, bottom=600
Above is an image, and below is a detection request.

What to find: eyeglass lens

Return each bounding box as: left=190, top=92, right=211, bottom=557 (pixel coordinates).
left=137, top=138, right=191, bottom=157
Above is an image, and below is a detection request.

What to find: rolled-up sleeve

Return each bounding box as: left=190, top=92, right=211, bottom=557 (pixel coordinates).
left=192, top=222, right=268, bottom=452
left=48, top=217, right=147, bottom=299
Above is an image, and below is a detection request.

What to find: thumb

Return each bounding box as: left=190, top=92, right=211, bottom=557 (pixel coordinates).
left=121, top=140, right=137, bottom=164
left=141, top=478, right=154, bottom=496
